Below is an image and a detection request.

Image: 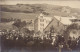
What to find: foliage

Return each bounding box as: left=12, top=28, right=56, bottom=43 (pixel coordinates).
left=63, top=23, right=80, bottom=41
left=12, top=19, right=26, bottom=31
left=1, top=18, right=14, bottom=22
left=67, top=23, right=80, bottom=31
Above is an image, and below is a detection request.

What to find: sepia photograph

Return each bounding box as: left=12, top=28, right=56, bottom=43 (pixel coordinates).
left=0, top=0, right=80, bottom=52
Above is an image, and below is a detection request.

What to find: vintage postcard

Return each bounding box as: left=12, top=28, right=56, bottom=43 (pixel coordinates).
left=0, top=0, right=80, bottom=52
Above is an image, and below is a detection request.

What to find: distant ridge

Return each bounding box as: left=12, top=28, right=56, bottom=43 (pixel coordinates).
left=0, top=4, right=80, bottom=19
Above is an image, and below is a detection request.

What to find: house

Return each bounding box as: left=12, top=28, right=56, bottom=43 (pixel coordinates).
left=34, top=13, right=52, bottom=33
left=22, top=19, right=34, bottom=31
left=44, top=15, right=77, bottom=34
left=26, top=22, right=34, bottom=31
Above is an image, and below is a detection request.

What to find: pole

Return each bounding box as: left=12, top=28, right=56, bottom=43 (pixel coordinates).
left=59, top=46, right=61, bottom=52
left=59, top=45, right=63, bottom=52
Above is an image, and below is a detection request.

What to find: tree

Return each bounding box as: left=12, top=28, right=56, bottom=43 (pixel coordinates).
left=12, top=19, right=27, bottom=32
left=30, top=30, right=34, bottom=35
left=67, top=23, right=80, bottom=31
left=50, top=26, right=54, bottom=40
left=63, top=23, right=80, bottom=49
left=64, top=23, right=80, bottom=40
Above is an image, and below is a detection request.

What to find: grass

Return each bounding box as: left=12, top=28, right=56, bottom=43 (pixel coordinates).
left=1, top=11, right=39, bottom=20
left=0, top=22, right=13, bottom=30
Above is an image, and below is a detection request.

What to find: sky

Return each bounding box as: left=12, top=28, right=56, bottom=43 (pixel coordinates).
left=0, top=0, right=80, bottom=8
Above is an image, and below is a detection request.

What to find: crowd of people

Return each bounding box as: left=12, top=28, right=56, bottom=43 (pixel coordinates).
left=0, top=29, right=80, bottom=50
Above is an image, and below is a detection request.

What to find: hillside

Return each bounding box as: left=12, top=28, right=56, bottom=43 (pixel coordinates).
left=0, top=22, right=14, bottom=30
left=0, top=4, right=80, bottom=30
left=1, top=11, right=38, bottom=20
left=0, top=4, right=80, bottom=23
left=0, top=4, right=80, bottom=17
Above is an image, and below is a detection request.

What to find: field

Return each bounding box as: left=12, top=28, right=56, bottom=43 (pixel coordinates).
left=1, top=11, right=38, bottom=20
left=0, top=22, right=13, bottom=30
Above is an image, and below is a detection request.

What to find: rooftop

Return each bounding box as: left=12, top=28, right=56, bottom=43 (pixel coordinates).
left=54, top=16, right=77, bottom=25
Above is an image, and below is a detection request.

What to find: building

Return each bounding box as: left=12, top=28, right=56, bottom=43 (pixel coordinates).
left=44, top=15, right=77, bottom=34
left=34, top=13, right=52, bottom=32
left=26, top=22, right=34, bottom=31
left=22, top=19, right=34, bottom=31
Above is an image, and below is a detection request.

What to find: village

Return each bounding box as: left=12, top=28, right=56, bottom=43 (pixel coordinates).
left=0, top=1, right=80, bottom=52
left=0, top=12, right=80, bottom=52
